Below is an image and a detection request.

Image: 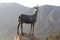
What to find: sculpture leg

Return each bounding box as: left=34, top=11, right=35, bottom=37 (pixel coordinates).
left=30, top=24, right=32, bottom=35
left=17, top=22, right=20, bottom=35
left=32, top=24, right=34, bottom=35
left=21, top=23, right=23, bottom=35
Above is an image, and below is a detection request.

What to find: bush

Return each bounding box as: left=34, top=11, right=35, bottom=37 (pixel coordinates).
left=45, top=33, right=60, bottom=40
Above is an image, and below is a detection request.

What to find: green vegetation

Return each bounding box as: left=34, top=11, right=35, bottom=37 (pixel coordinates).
left=45, top=33, right=60, bottom=40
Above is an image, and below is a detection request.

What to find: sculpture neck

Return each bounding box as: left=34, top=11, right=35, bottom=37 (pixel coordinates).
left=34, top=9, right=38, bottom=17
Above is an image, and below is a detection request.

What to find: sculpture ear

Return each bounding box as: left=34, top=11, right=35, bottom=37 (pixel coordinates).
left=34, top=7, right=35, bottom=9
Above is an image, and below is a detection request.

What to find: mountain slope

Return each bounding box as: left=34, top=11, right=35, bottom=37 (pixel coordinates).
left=0, top=3, right=30, bottom=40
left=0, top=3, right=60, bottom=40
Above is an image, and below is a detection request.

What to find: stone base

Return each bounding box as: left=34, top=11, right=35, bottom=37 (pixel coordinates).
left=14, top=33, right=40, bottom=40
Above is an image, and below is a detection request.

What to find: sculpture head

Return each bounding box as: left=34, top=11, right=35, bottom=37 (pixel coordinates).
left=34, top=6, right=39, bottom=12
left=34, top=5, right=39, bottom=9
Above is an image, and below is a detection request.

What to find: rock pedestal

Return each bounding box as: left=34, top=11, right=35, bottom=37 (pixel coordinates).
left=14, top=33, right=40, bottom=40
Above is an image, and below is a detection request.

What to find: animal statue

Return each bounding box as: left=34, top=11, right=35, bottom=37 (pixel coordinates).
left=17, top=6, right=39, bottom=35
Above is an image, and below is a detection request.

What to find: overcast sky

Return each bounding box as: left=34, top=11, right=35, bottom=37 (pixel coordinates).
left=0, top=0, right=60, bottom=7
